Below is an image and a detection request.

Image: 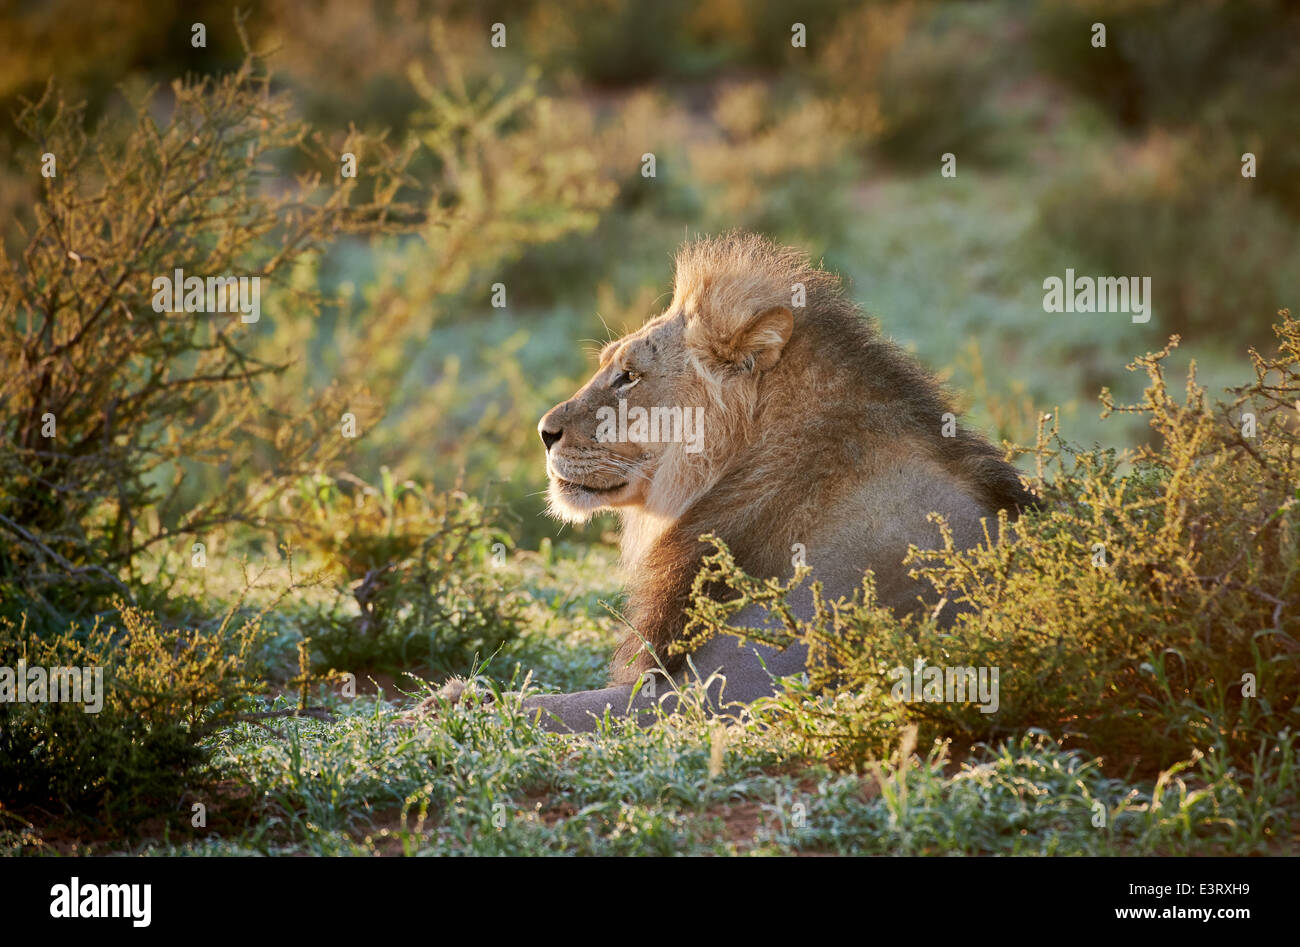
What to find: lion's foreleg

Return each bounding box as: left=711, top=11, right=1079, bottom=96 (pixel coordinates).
left=518, top=680, right=674, bottom=733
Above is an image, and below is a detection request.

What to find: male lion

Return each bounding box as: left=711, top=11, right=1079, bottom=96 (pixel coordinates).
left=419, top=232, right=1034, bottom=732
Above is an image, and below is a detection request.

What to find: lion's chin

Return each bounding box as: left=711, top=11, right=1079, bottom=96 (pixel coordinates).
left=546, top=476, right=634, bottom=522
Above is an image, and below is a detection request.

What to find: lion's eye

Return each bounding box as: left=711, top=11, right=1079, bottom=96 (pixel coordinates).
left=611, top=369, right=642, bottom=391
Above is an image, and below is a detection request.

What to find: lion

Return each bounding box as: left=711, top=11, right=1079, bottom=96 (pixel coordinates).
left=415, top=232, right=1034, bottom=732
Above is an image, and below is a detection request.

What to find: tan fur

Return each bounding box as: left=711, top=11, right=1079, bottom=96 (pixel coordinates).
left=539, top=231, right=1035, bottom=689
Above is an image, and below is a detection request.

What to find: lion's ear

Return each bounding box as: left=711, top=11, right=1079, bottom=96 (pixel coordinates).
left=727, top=305, right=794, bottom=372
left=687, top=305, right=794, bottom=374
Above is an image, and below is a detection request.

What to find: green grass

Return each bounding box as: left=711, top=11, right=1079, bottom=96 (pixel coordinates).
left=56, top=685, right=1291, bottom=857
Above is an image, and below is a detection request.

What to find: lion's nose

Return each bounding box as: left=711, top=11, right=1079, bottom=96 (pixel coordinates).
left=539, top=403, right=570, bottom=451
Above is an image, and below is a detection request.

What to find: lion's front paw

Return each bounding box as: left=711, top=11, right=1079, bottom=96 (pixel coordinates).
left=394, top=678, right=486, bottom=727
left=422, top=678, right=469, bottom=712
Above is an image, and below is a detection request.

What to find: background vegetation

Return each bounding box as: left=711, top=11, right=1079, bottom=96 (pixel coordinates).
left=1, top=0, right=1295, bottom=854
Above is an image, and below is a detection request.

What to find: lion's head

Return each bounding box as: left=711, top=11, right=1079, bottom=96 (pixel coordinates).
left=539, top=236, right=809, bottom=527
